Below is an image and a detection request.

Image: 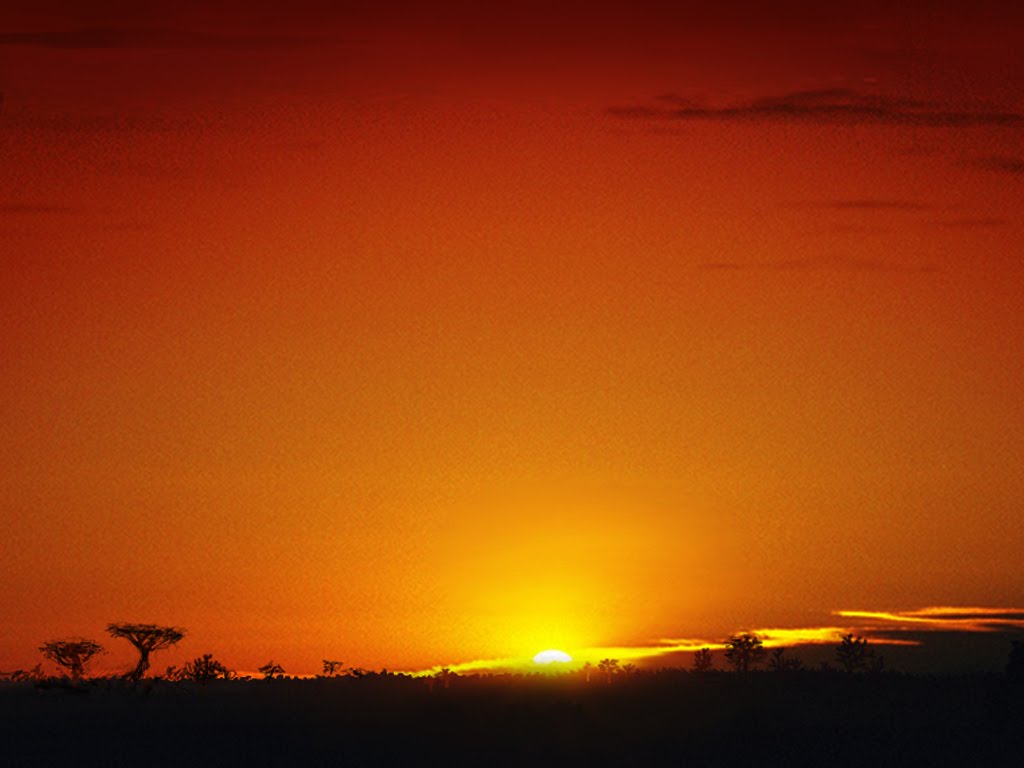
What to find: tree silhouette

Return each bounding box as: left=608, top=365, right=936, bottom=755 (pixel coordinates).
left=598, top=658, right=620, bottom=683
left=258, top=661, right=286, bottom=679
left=581, top=661, right=594, bottom=683
left=621, top=663, right=638, bottom=677
left=692, top=648, right=714, bottom=674
left=322, top=659, right=344, bottom=677
left=724, top=633, right=765, bottom=673
left=107, top=623, right=185, bottom=681
left=38, top=638, right=104, bottom=680
left=169, top=654, right=233, bottom=683
left=835, top=633, right=872, bottom=674
left=435, top=667, right=454, bottom=689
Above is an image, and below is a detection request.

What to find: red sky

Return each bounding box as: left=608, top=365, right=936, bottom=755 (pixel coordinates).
left=2, top=1, right=1023, bottom=676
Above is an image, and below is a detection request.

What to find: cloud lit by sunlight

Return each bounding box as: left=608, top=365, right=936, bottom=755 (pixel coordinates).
left=836, top=606, right=1024, bottom=632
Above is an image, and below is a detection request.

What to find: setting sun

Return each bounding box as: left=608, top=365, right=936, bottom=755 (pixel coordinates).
left=533, top=650, right=573, bottom=665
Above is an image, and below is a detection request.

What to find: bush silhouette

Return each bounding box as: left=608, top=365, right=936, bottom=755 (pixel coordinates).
left=169, top=654, right=233, bottom=683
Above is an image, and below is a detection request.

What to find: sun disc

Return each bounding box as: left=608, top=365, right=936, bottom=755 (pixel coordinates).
left=533, top=649, right=573, bottom=664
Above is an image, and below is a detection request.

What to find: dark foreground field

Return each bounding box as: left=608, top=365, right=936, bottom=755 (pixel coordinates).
left=3, top=672, right=1023, bottom=767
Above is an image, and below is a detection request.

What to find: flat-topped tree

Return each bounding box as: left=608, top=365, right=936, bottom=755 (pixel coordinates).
left=39, top=638, right=105, bottom=680
left=107, top=623, right=185, bottom=681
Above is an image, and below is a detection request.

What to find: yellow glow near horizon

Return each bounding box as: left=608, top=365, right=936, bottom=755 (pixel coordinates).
left=404, top=620, right=935, bottom=676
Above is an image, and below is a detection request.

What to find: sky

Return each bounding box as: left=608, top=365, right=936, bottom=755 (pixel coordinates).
left=2, top=1, right=1023, bottom=677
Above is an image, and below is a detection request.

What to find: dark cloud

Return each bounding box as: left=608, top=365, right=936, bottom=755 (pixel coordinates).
left=932, top=217, right=1007, bottom=228
left=0, top=26, right=337, bottom=51
left=970, top=155, right=1024, bottom=175
left=609, top=88, right=1024, bottom=127
left=830, top=224, right=893, bottom=235
left=808, top=199, right=936, bottom=211
left=0, top=108, right=203, bottom=134
left=0, top=202, right=75, bottom=214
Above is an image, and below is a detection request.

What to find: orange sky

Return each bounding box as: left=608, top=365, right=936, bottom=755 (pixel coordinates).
left=2, top=1, right=1023, bottom=676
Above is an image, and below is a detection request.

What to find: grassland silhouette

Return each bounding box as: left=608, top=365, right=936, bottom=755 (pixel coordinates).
left=4, top=624, right=1024, bottom=766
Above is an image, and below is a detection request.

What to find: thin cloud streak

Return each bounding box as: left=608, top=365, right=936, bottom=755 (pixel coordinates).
left=696, top=256, right=937, bottom=273
left=970, top=155, right=1024, bottom=175
left=805, top=199, right=937, bottom=212
left=609, top=89, right=1024, bottom=128
left=931, top=217, right=1007, bottom=229
left=837, top=606, right=1024, bottom=632
left=0, top=27, right=339, bottom=51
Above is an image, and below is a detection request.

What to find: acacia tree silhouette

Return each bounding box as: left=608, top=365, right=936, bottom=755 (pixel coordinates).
left=38, top=638, right=104, bottom=680
left=107, top=623, right=185, bottom=681
left=835, top=633, right=872, bottom=674
left=724, top=633, right=765, bottom=673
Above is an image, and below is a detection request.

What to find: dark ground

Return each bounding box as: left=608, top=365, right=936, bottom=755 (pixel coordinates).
left=3, top=671, right=1023, bottom=767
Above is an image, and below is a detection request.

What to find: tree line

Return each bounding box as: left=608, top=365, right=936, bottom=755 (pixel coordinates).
left=8, top=625, right=1023, bottom=684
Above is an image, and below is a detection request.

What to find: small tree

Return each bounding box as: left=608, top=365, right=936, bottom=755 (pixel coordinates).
left=322, top=659, right=344, bottom=677
left=170, top=654, right=233, bottom=683
left=835, top=633, right=872, bottom=675
left=621, top=663, right=638, bottom=677
left=434, top=667, right=454, bottom=689
left=38, top=638, right=105, bottom=681
left=598, top=658, right=620, bottom=683
left=107, top=623, right=185, bottom=681
left=692, top=648, right=714, bottom=674
left=581, top=661, right=594, bottom=683
left=769, top=647, right=803, bottom=673
left=724, top=633, right=765, bottom=673
left=258, top=661, right=286, bottom=679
